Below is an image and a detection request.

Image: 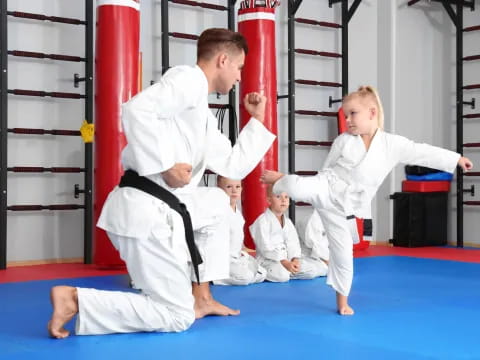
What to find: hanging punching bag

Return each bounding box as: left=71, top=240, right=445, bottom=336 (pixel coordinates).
left=238, top=6, right=278, bottom=249
left=94, top=0, right=140, bottom=267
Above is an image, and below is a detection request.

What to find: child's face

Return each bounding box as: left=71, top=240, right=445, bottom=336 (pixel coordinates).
left=218, top=178, right=242, bottom=202
left=268, top=192, right=290, bottom=214
left=343, top=97, right=377, bottom=136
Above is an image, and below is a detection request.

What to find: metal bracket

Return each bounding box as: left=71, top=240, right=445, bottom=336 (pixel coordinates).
left=329, top=0, right=341, bottom=8
left=463, top=98, right=476, bottom=109
left=290, top=0, right=303, bottom=15
left=74, top=73, right=86, bottom=88
left=329, top=95, right=342, bottom=108
left=463, top=184, right=475, bottom=196
left=74, top=184, right=85, bottom=199
left=329, top=0, right=362, bottom=22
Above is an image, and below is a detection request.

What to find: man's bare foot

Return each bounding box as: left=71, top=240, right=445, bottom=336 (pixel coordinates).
left=47, top=286, right=79, bottom=339
left=194, top=297, right=240, bottom=319
left=336, top=292, right=354, bottom=316
left=192, top=282, right=240, bottom=319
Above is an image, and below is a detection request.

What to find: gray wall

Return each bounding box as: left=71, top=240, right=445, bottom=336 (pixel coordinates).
left=6, top=0, right=86, bottom=262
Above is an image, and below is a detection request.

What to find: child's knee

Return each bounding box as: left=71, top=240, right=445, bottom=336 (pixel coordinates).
left=267, top=268, right=290, bottom=282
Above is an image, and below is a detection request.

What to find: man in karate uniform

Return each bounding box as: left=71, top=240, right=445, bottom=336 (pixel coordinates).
left=47, top=28, right=275, bottom=338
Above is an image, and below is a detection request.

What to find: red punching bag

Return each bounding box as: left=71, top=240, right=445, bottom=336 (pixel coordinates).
left=94, top=0, right=140, bottom=267
left=337, top=108, right=369, bottom=250
left=238, top=6, right=278, bottom=249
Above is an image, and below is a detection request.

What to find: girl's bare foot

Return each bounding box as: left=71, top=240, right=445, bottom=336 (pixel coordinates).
left=47, top=286, right=79, bottom=339
left=336, top=292, right=354, bottom=316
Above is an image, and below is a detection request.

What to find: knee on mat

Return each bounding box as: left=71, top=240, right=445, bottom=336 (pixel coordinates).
left=162, top=309, right=195, bottom=333
left=267, top=269, right=290, bottom=283
left=231, top=277, right=251, bottom=286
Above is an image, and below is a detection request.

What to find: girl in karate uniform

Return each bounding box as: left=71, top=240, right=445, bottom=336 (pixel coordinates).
left=262, top=86, right=473, bottom=315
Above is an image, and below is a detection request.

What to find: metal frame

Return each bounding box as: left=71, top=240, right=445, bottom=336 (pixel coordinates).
left=0, top=1, right=94, bottom=269
left=227, top=0, right=237, bottom=144
left=83, top=0, right=94, bottom=264
left=0, top=1, right=8, bottom=269
left=161, top=0, right=238, bottom=144
left=408, top=0, right=477, bottom=248
left=455, top=1, right=465, bottom=248
left=287, top=0, right=361, bottom=222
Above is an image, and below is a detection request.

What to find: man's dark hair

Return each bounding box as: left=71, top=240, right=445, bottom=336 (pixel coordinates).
left=197, top=28, right=248, bottom=61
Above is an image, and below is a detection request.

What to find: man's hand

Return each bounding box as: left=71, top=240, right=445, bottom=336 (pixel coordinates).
left=244, top=92, right=267, bottom=123
left=261, top=170, right=284, bottom=185
left=458, top=156, right=473, bottom=172
left=162, top=163, right=192, bottom=188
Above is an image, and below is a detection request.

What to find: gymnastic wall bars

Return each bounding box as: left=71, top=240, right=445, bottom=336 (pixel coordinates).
left=286, top=0, right=362, bottom=222
left=408, top=0, right=478, bottom=247
left=0, top=1, right=94, bottom=269
left=160, top=0, right=238, bottom=145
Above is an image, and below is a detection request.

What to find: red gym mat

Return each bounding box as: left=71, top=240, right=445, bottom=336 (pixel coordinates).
left=0, top=263, right=126, bottom=284
left=355, top=245, right=480, bottom=263
left=1, top=245, right=479, bottom=283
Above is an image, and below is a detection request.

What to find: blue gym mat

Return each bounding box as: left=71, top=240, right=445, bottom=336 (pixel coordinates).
left=1, top=256, right=479, bottom=360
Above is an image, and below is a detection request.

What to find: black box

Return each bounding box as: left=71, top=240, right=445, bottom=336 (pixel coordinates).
left=390, top=192, right=448, bottom=247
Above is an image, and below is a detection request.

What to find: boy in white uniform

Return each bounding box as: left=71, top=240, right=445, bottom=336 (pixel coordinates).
left=262, top=85, right=473, bottom=315
left=47, top=28, right=276, bottom=338
left=214, top=176, right=266, bottom=285
left=249, top=187, right=327, bottom=282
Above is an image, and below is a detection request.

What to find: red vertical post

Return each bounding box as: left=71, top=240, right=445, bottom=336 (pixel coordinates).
left=94, top=0, right=140, bottom=267
left=238, top=8, right=278, bottom=249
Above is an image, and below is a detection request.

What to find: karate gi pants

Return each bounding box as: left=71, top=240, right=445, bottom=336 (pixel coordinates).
left=214, top=251, right=267, bottom=286
left=76, top=187, right=230, bottom=335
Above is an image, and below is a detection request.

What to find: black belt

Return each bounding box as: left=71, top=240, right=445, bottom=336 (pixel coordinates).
left=119, top=170, right=203, bottom=284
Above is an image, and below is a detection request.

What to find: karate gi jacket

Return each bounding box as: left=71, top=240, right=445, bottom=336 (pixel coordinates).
left=98, top=65, right=276, bottom=238
left=250, top=209, right=302, bottom=262
left=274, top=129, right=460, bottom=219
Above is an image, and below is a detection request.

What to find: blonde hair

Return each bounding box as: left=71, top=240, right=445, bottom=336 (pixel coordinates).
left=343, top=85, right=384, bottom=129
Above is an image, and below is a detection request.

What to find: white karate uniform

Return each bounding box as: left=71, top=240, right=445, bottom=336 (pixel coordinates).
left=78, top=65, right=275, bottom=335
left=250, top=208, right=324, bottom=282
left=214, top=208, right=267, bottom=286
left=296, top=210, right=329, bottom=277
left=274, top=129, right=460, bottom=296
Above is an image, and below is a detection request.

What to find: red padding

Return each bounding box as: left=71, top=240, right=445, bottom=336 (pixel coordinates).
left=238, top=8, right=278, bottom=249
left=94, top=2, right=140, bottom=268
left=402, top=180, right=451, bottom=193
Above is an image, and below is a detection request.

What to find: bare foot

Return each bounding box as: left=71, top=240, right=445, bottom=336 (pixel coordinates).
left=194, top=297, right=240, bottom=319
left=192, top=282, right=240, bottom=319
left=47, top=286, right=79, bottom=339
left=336, top=292, right=354, bottom=316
